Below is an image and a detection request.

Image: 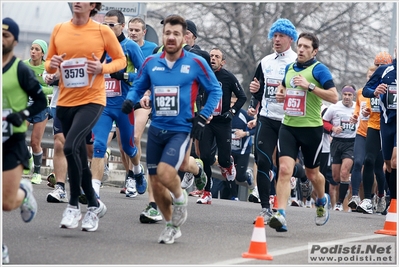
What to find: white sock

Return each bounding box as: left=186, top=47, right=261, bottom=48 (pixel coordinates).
left=174, top=192, right=185, bottom=203
left=92, top=179, right=102, bottom=197
left=133, top=164, right=141, bottom=174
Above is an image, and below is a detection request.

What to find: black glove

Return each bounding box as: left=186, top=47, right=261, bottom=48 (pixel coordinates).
left=6, top=111, right=27, bottom=127
left=110, top=72, right=125, bottom=81
left=221, top=110, right=234, bottom=121
left=121, top=99, right=134, bottom=114
left=133, top=102, right=142, bottom=110
left=186, top=114, right=207, bottom=141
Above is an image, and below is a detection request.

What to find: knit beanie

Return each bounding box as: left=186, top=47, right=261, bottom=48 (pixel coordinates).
left=2, top=17, right=19, bottom=41
left=32, top=39, right=48, bottom=55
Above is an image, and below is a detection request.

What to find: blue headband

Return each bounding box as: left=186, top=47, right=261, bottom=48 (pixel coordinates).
left=268, top=18, right=298, bottom=42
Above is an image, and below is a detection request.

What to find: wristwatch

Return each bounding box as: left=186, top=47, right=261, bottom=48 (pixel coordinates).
left=308, top=83, right=316, bottom=92
left=230, top=109, right=236, bottom=115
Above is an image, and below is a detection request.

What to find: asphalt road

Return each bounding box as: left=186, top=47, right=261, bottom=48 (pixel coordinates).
left=2, top=180, right=397, bottom=266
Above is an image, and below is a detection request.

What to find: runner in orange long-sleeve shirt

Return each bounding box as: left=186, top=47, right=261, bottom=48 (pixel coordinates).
left=45, top=2, right=127, bottom=232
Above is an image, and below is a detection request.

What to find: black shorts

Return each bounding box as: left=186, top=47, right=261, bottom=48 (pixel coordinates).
left=330, top=137, right=355, bottom=164
left=278, top=125, right=323, bottom=169
left=3, top=134, right=30, bottom=171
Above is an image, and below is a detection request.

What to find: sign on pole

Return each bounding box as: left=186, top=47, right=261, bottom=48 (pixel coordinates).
left=98, top=2, right=144, bottom=17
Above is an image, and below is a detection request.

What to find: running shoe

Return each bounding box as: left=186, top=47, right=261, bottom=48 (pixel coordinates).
left=356, top=198, right=373, bottom=214
left=81, top=207, right=99, bottom=232
left=269, top=211, right=288, bottom=232
left=300, top=179, right=313, bottom=199
left=135, top=164, right=147, bottom=194
left=269, top=169, right=275, bottom=181
left=102, top=165, right=110, bottom=182
left=125, top=177, right=138, bottom=198
left=254, top=208, right=272, bottom=225
left=172, top=190, right=188, bottom=227
left=46, top=172, right=56, bottom=188
left=158, top=224, right=182, bottom=244
left=376, top=196, right=386, bottom=213
left=96, top=199, right=107, bottom=218
left=315, top=193, right=331, bottom=226
left=219, top=156, right=236, bottom=181
left=2, top=244, right=9, bottom=264
left=188, top=189, right=203, bottom=197
left=20, top=178, right=38, bottom=223
left=139, top=205, right=163, bottom=223
left=290, top=176, right=297, bottom=190
left=31, top=173, right=42, bottom=185
left=334, top=203, right=343, bottom=211
left=348, top=195, right=361, bottom=211
left=181, top=172, right=194, bottom=189
left=248, top=187, right=260, bottom=203
left=290, top=198, right=301, bottom=207
left=246, top=168, right=255, bottom=189
left=47, top=184, right=68, bottom=203
left=196, top=190, right=212, bottom=204
left=60, top=205, right=82, bottom=229
left=194, top=158, right=207, bottom=190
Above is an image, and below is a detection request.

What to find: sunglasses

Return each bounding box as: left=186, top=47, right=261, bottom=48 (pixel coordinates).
left=102, top=22, right=122, bottom=28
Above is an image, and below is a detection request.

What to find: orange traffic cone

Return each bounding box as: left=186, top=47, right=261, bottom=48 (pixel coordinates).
left=375, top=198, right=397, bottom=236
left=242, top=216, right=273, bottom=260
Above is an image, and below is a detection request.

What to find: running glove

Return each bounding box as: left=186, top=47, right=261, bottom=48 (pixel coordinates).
left=187, top=114, right=207, bottom=141
left=6, top=110, right=28, bottom=127
left=221, top=110, right=234, bottom=121
left=110, top=72, right=126, bottom=81
left=121, top=99, right=134, bottom=114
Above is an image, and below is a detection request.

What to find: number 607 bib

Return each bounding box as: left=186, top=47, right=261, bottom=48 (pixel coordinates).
left=60, top=58, right=89, bottom=88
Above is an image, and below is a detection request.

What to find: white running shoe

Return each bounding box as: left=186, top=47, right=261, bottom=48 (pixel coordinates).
left=158, top=224, right=182, bottom=244
left=81, top=207, right=99, bottom=232
left=290, top=177, right=297, bottom=190
left=348, top=195, right=361, bottom=210
left=20, top=178, right=38, bottom=223
left=125, top=177, right=138, bottom=198
left=219, top=156, right=236, bottom=181
left=96, top=199, right=107, bottom=218
left=376, top=196, right=386, bottom=213
left=60, top=205, right=82, bottom=229
left=196, top=190, right=212, bottom=204
left=315, top=193, right=331, bottom=226
left=334, top=203, right=343, bottom=211
left=181, top=172, right=194, bottom=190
left=248, top=187, right=260, bottom=203
left=47, top=184, right=68, bottom=203
left=357, top=198, right=373, bottom=214
left=246, top=168, right=255, bottom=189
left=2, top=244, right=9, bottom=264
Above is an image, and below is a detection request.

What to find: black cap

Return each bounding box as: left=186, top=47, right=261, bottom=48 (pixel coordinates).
left=186, top=20, right=197, bottom=38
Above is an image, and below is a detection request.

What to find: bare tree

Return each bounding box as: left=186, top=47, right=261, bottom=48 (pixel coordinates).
left=147, top=2, right=395, bottom=104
